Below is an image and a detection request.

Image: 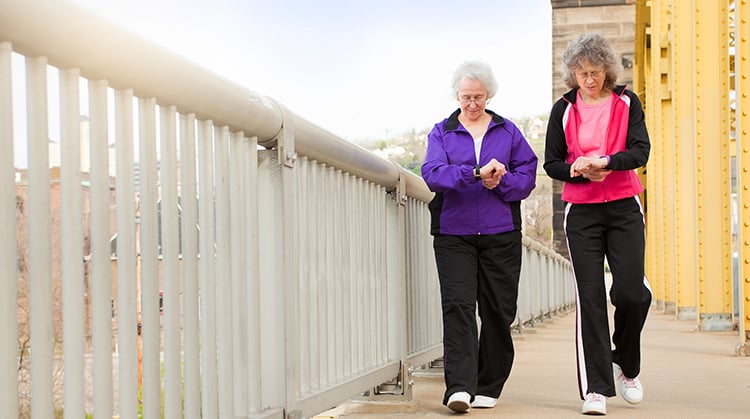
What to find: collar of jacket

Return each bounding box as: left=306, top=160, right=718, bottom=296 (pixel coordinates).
left=562, top=84, right=628, bottom=104
left=444, top=108, right=506, bottom=131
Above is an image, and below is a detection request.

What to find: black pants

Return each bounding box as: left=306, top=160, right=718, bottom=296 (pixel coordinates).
left=433, top=230, right=521, bottom=404
left=564, top=197, right=652, bottom=399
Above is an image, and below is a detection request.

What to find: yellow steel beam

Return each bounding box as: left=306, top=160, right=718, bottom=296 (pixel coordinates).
left=694, top=0, right=734, bottom=331
left=671, top=0, right=700, bottom=320
left=637, top=0, right=659, bottom=307
left=634, top=0, right=649, bottom=101
left=641, top=0, right=678, bottom=312
left=733, top=0, right=750, bottom=345
left=648, top=0, right=665, bottom=310
left=639, top=0, right=747, bottom=342
left=633, top=0, right=658, bottom=306
left=643, top=5, right=656, bottom=297
left=656, top=0, right=678, bottom=313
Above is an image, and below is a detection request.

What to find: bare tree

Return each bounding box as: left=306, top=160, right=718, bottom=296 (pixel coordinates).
left=523, top=177, right=553, bottom=248
left=16, top=181, right=67, bottom=417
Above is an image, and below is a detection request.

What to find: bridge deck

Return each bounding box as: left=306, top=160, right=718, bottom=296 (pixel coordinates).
left=323, top=308, right=750, bottom=418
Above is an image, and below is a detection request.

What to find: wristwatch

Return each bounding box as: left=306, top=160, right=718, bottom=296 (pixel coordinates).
left=474, top=164, right=481, bottom=179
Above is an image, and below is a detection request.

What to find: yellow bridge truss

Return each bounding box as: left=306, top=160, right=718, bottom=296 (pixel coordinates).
left=635, top=0, right=748, bottom=353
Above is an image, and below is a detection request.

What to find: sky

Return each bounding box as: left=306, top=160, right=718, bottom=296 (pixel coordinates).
left=68, top=0, right=553, bottom=143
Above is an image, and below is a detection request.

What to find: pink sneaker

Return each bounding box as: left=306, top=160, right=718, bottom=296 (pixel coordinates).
left=582, top=392, right=607, bottom=415
left=613, top=363, right=643, bottom=404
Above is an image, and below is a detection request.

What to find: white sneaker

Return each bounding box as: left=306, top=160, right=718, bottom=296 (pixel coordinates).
left=447, top=391, right=471, bottom=413
left=613, top=363, right=643, bottom=404
left=471, top=394, right=498, bottom=408
left=582, top=392, right=607, bottom=415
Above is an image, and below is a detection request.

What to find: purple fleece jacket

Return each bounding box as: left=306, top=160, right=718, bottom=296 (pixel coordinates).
left=421, top=109, right=538, bottom=236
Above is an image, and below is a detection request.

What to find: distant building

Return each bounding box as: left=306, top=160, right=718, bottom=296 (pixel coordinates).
left=526, top=117, right=548, bottom=141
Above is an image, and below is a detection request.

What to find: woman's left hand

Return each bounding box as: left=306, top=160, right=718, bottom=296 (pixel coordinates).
left=582, top=168, right=612, bottom=182
left=483, top=177, right=500, bottom=189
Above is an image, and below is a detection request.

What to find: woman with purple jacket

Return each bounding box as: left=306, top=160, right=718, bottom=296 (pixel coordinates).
left=421, top=60, right=538, bottom=413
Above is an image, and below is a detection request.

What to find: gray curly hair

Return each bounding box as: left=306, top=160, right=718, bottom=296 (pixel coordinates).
left=450, top=60, right=498, bottom=99
left=561, top=33, right=619, bottom=90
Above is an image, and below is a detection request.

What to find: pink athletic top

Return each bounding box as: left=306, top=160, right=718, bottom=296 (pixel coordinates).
left=576, top=90, right=612, bottom=158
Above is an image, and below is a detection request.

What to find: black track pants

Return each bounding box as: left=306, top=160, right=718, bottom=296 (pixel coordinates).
left=563, top=197, right=652, bottom=399
left=433, top=230, right=521, bottom=403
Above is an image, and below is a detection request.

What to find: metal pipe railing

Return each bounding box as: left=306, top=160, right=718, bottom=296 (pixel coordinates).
left=0, top=2, right=577, bottom=417
left=0, top=0, right=427, bottom=198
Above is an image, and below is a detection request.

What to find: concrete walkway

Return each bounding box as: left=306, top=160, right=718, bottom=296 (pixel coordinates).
left=320, top=308, right=750, bottom=418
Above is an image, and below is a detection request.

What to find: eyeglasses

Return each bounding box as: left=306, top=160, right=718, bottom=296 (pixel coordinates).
left=458, top=95, right=488, bottom=105
left=575, top=70, right=605, bottom=80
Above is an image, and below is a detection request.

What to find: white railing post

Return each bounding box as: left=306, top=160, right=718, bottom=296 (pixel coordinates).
left=0, top=42, right=17, bottom=419
left=114, top=88, right=138, bottom=419
left=27, top=54, right=54, bottom=418
left=179, top=113, right=202, bottom=419
left=138, top=96, right=161, bottom=419
left=197, top=119, right=219, bottom=418
left=243, top=135, right=262, bottom=415
left=89, top=77, right=114, bottom=417
left=60, top=66, right=85, bottom=419
left=214, top=125, right=235, bottom=417
left=160, top=105, right=181, bottom=419
left=257, top=150, right=286, bottom=412
left=229, top=130, right=249, bottom=417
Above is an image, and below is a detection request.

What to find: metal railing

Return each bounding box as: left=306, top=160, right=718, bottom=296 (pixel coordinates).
left=0, top=0, right=573, bottom=417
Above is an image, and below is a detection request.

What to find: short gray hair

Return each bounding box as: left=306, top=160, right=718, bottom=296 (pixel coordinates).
left=561, top=33, right=619, bottom=90
left=451, top=60, right=498, bottom=99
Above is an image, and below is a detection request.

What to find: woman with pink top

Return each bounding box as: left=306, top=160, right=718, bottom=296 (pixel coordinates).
left=543, top=33, right=652, bottom=416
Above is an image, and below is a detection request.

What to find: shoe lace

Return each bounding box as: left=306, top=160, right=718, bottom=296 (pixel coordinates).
left=586, top=393, right=605, bottom=402
left=616, top=370, right=639, bottom=389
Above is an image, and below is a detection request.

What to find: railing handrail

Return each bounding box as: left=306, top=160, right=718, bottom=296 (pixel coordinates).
left=0, top=0, right=433, bottom=200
